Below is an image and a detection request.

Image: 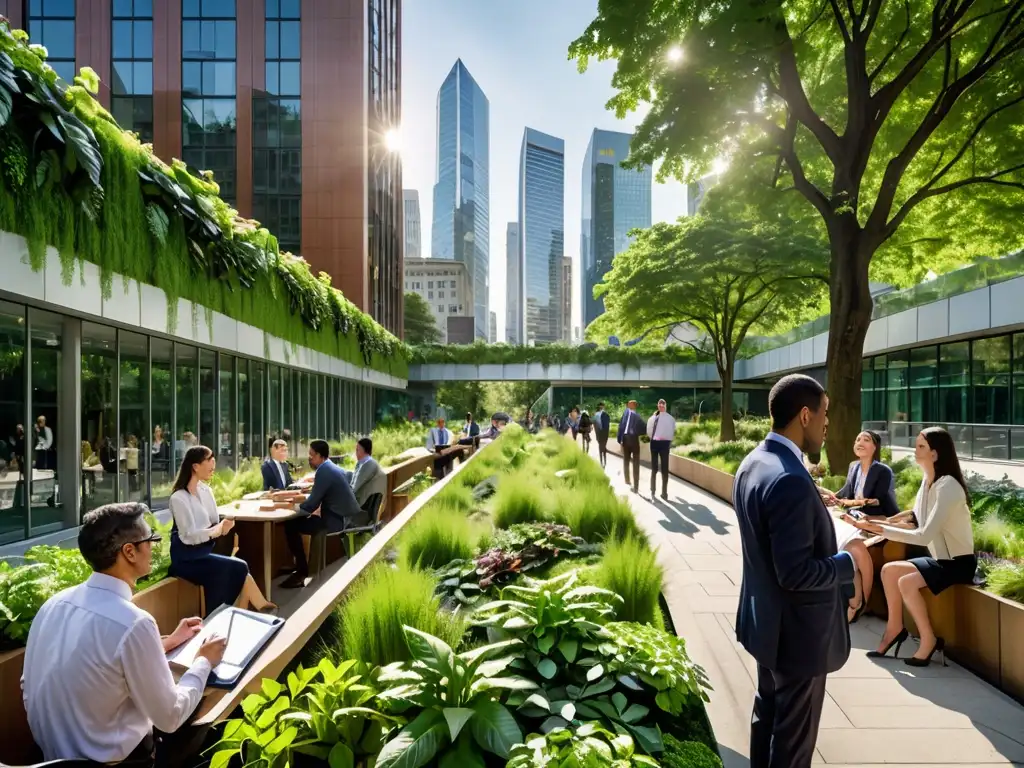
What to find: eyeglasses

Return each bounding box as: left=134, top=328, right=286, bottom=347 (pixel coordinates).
left=128, top=533, right=163, bottom=547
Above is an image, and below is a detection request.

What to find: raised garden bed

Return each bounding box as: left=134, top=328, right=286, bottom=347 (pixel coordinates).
left=203, top=427, right=721, bottom=767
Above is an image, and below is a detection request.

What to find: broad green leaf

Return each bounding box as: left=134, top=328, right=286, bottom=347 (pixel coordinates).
left=586, top=664, right=605, bottom=682
left=438, top=733, right=486, bottom=768
left=557, top=638, right=578, bottom=663
left=442, top=707, right=476, bottom=741
left=327, top=742, right=354, bottom=768
left=459, top=638, right=523, bottom=664
left=376, top=709, right=447, bottom=768
left=403, top=626, right=454, bottom=674
left=264, top=725, right=297, bottom=756
left=261, top=679, right=284, bottom=700
left=536, top=658, right=558, bottom=680
left=208, top=750, right=234, bottom=768
left=473, top=675, right=539, bottom=693
left=468, top=699, right=522, bottom=758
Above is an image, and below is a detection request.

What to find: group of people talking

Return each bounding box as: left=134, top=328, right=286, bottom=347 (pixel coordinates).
left=21, top=435, right=387, bottom=766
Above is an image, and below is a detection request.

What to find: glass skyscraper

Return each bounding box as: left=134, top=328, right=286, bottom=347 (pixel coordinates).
left=581, top=129, right=652, bottom=329
left=519, top=128, right=565, bottom=345
left=404, top=189, right=421, bottom=260
left=431, top=59, right=490, bottom=340
left=505, top=222, right=520, bottom=343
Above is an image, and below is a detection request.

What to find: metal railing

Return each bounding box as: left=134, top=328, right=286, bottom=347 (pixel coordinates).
left=875, top=421, right=1024, bottom=463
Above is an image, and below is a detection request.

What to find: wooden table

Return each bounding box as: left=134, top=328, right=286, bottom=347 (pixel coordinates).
left=218, top=500, right=300, bottom=602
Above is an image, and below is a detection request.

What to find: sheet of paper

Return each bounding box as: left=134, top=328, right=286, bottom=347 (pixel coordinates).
left=168, top=608, right=274, bottom=679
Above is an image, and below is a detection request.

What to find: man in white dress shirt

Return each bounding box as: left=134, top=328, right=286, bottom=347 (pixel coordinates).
left=647, top=399, right=677, bottom=500
left=426, top=418, right=455, bottom=478
left=22, top=502, right=227, bottom=765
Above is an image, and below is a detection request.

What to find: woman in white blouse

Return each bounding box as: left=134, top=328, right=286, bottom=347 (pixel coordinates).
left=168, top=446, right=275, bottom=613
left=849, top=427, right=975, bottom=667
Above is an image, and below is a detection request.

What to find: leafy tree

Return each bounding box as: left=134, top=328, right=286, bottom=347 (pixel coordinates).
left=572, top=0, right=1024, bottom=466
left=596, top=206, right=827, bottom=440
left=403, top=291, right=443, bottom=345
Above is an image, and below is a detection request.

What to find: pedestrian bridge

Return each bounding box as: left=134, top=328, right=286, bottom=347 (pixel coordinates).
left=408, top=361, right=724, bottom=385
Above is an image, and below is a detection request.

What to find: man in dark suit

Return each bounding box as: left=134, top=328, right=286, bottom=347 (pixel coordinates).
left=261, top=438, right=293, bottom=491
left=616, top=400, right=643, bottom=493
left=593, top=403, right=611, bottom=468
left=281, top=440, right=366, bottom=588
left=733, top=374, right=855, bottom=768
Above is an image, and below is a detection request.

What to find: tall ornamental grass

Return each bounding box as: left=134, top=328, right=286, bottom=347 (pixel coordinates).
left=594, top=534, right=665, bottom=629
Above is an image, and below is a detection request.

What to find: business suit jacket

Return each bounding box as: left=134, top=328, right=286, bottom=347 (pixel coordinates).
left=733, top=439, right=855, bottom=677
left=616, top=410, right=642, bottom=444
left=594, top=411, right=610, bottom=438
left=351, top=456, right=387, bottom=508
left=261, top=458, right=293, bottom=491
left=837, top=461, right=899, bottom=517
left=299, top=460, right=366, bottom=532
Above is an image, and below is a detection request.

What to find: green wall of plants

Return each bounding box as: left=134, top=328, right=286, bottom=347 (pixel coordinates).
left=0, top=23, right=406, bottom=379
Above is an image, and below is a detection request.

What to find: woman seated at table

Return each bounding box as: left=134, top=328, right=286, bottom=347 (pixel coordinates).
left=835, top=430, right=900, bottom=517
left=848, top=427, right=976, bottom=666
left=169, top=446, right=276, bottom=613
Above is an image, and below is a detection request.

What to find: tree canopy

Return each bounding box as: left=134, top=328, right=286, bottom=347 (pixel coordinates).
left=403, top=291, right=443, bottom=345
left=572, top=0, right=1024, bottom=466
left=597, top=197, right=829, bottom=439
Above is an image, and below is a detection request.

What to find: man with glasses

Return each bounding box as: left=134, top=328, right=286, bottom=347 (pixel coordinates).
left=22, top=503, right=227, bottom=765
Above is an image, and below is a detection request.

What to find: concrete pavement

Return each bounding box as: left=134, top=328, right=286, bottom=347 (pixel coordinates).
left=601, top=456, right=1024, bottom=767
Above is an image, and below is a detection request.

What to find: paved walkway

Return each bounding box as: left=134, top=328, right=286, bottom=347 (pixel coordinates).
left=601, top=459, right=1024, bottom=767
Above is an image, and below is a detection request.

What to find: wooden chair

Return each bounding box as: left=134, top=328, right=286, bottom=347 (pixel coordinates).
left=310, top=494, right=385, bottom=580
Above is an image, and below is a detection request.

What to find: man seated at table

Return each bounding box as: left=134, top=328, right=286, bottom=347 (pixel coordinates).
left=281, top=440, right=366, bottom=588
left=426, top=418, right=455, bottom=478
left=262, top=438, right=293, bottom=491
left=351, top=437, right=387, bottom=509
left=22, top=502, right=227, bottom=766
left=479, top=417, right=502, bottom=441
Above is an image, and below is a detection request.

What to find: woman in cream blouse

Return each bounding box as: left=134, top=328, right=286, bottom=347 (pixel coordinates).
left=168, top=445, right=275, bottom=613
left=848, top=427, right=975, bottom=667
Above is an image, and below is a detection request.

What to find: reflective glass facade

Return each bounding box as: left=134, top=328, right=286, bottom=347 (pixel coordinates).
left=182, top=0, right=237, bottom=204
left=0, top=300, right=389, bottom=547
left=27, top=0, right=76, bottom=82
left=430, top=60, right=490, bottom=339
left=505, top=222, right=520, bottom=343
left=111, top=0, right=154, bottom=143
left=581, top=129, right=652, bottom=329
left=254, top=0, right=302, bottom=253
left=519, top=128, right=564, bottom=345
left=404, top=189, right=421, bottom=260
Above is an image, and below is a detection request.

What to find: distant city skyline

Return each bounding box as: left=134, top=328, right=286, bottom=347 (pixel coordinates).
left=401, top=0, right=687, bottom=342
left=403, top=190, right=421, bottom=261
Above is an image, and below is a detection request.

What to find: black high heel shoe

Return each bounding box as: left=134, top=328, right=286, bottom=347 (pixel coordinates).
left=867, top=628, right=908, bottom=659
left=905, top=637, right=946, bottom=667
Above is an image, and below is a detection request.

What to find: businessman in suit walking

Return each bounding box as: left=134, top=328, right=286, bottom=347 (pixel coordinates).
left=593, top=403, right=611, bottom=468
left=733, top=374, right=855, bottom=768
left=616, top=399, right=643, bottom=493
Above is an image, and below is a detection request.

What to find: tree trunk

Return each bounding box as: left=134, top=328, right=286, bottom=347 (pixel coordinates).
left=718, top=355, right=736, bottom=442
left=824, top=236, right=874, bottom=473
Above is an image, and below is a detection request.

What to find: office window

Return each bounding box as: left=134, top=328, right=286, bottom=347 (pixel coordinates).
left=151, top=338, right=174, bottom=507
left=439, top=291, right=445, bottom=299
left=861, top=357, right=877, bottom=422
left=973, top=335, right=1011, bottom=425
left=1014, top=333, right=1024, bottom=425
left=218, top=354, right=236, bottom=469
left=182, top=0, right=237, bottom=203
left=28, top=0, right=76, bottom=82
left=81, top=323, right=118, bottom=517
left=29, top=310, right=64, bottom=534
left=450, top=280, right=456, bottom=288
left=176, top=345, right=199, bottom=462
left=111, top=0, right=154, bottom=143
left=449, top=304, right=457, bottom=313
left=437, top=305, right=443, bottom=313
left=428, top=281, right=434, bottom=289
left=251, top=361, right=265, bottom=458
left=885, top=351, right=909, bottom=423
left=254, top=0, right=301, bottom=252
left=199, top=350, right=216, bottom=445
left=119, top=331, right=148, bottom=504
left=939, top=341, right=970, bottom=423
left=237, top=358, right=249, bottom=462
left=909, top=345, right=939, bottom=423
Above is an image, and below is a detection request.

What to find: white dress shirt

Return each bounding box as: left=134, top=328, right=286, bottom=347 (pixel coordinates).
left=646, top=411, right=677, bottom=441
left=426, top=427, right=453, bottom=451
left=274, top=460, right=288, bottom=488
left=22, top=573, right=211, bottom=763
left=168, top=484, right=220, bottom=545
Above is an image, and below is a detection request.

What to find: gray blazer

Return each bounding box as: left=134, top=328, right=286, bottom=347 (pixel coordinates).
left=351, top=456, right=387, bottom=508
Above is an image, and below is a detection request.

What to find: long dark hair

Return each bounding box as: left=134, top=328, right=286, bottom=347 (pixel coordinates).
left=172, top=445, right=214, bottom=494
left=859, top=430, right=882, bottom=463
left=920, top=427, right=970, bottom=505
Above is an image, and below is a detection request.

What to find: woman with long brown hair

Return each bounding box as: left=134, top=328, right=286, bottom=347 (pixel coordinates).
left=168, top=446, right=275, bottom=613
left=851, top=427, right=976, bottom=666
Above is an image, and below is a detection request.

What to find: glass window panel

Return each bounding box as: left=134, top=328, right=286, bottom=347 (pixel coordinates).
left=237, top=359, right=249, bottom=462
left=113, top=21, right=134, bottom=58
left=268, top=365, right=280, bottom=441
left=265, top=21, right=279, bottom=59
left=282, top=367, right=293, bottom=450
left=135, top=0, right=153, bottom=16
left=199, top=20, right=216, bottom=55
left=202, top=0, right=235, bottom=16
left=119, top=331, right=147, bottom=504
left=251, top=362, right=265, bottom=459
left=886, top=351, right=909, bottom=423
left=151, top=339, right=173, bottom=508
left=199, top=350, right=215, bottom=447
left=279, top=61, right=300, bottom=95
left=28, top=310, right=63, bottom=534
left=114, top=0, right=134, bottom=17
left=0, top=303, right=27, bottom=543
left=939, top=341, right=970, bottom=423
left=909, top=346, right=938, bottom=423
left=134, top=62, right=153, bottom=95
left=183, top=0, right=200, bottom=15
left=280, top=21, right=300, bottom=58
left=204, top=61, right=235, bottom=96
left=265, top=62, right=279, bottom=95
left=218, top=354, right=235, bottom=469
left=44, top=20, right=75, bottom=58
left=280, top=0, right=300, bottom=18
left=44, top=0, right=75, bottom=15
left=1014, top=333, right=1024, bottom=426
left=134, top=20, right=153, bottom=58
left=176, top=345, right=199, bottom=463
left=215, top=21, right=236, bottom=59
left=266, top=0, right=279, bottom=18
left=51, top=61, right=76, bottom=83
left=112, top=60, right=132, bottom=95
left=973, top=336, right=1011, bottom=425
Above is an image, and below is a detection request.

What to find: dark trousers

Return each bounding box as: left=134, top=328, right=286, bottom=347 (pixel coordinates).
left=650, top=440, right=671, bottom=496
left=620, top=437, right=640, bottom=490
left=751, top=663, right=826, bottom=768
left=169, top=534, right=248, bottom=613
left=284, top=514, right=326, bottom=576
left=596, top=434, right=609, bottom=466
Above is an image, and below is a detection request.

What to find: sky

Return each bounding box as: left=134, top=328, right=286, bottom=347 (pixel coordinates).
left=400, top=0, right=688, bottom=341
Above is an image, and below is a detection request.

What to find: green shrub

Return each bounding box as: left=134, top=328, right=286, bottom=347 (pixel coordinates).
left=595, top=535, right=665, bottom=629
left=552, top=485, right=641, bottom=543
left=973, top=516, right=1024, bottom=561
left=660, top=735, right=723, bottom=768
left=986, top=562, right=1024, bottom=602
left=895, top=465, right=924, bottom=510
left=820, top=475, right=847, bottom=493
left=399, top=504, right=476, bottom=571
left=493, top=477, right=551, bottom=528
left=435, top=482, right=476, bottom=514
left=333, top=564, right=464, bottom=666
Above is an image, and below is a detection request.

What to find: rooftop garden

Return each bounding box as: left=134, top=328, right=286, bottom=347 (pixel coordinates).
left=209, top=427, right=721, bottom=768
left=0, top=21, right=405, bottom=379
left=409, top=341, right=703, bottom=368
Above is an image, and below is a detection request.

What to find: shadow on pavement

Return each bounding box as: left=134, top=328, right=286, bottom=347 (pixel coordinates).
left=655, top=496, right=733, bottom=537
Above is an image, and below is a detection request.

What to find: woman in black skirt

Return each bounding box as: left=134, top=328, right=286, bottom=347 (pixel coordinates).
left=848, top=427, right=976, bottom=666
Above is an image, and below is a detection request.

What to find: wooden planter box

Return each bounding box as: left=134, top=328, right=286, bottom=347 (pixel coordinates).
left=0, top=577, right=202, bottom=766
left=606, top=442, right=734, bottom=504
